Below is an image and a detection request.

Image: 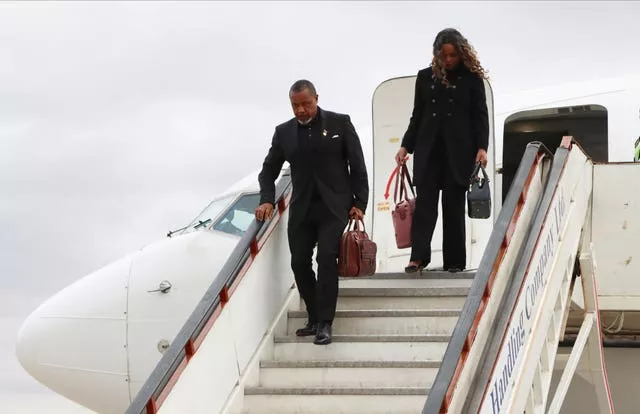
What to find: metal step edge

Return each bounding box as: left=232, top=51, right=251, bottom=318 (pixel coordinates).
left=243, top=387, right=430, bottom=396
left=274, top=334, right=451, bottom=343
left=351, top=271, right=476, bottom=280
left=287, top=309, right=461, bottom=318
left=338, top=287, right=470, bottom=297
left=259, top=360, right=441, bottom=369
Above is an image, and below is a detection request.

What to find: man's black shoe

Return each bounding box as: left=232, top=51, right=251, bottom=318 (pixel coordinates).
left=295, top=321, right=318, bottom=337
left=314, top=322, right=332, bottom=345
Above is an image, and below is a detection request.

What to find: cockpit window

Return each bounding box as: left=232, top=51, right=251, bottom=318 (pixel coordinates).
left=211, top=193, right=261, bottom=237
left=178, top=194, right=235, bottom=235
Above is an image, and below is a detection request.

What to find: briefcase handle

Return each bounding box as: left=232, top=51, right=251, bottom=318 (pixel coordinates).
left=393, top=163, right=416, bottom=204
left=347, top=218, right=367, bottom=233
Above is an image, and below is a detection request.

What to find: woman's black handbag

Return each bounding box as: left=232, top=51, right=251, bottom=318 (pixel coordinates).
left=467, top=162, right=491, bottom=219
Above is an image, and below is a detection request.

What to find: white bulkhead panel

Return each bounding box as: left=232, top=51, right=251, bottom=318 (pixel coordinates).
left=592, top=163, right=640, bottom=310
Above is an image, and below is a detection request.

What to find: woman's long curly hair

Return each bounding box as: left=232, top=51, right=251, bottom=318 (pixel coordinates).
left=431, top=28, right=488, bottom=85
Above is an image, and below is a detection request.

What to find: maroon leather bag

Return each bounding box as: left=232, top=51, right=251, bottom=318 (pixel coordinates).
left=338, top=219, right=377, bottom=277
left=392, top=163, right=416, bottom=249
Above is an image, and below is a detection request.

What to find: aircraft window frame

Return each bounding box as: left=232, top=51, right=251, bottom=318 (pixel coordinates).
left=210, top=191, right=261, bottom=238
left=178, top=193, right=239, bottom=236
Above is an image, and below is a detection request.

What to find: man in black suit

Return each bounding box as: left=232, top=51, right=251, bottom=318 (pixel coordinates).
left=255, top=80, right=369, bottom=345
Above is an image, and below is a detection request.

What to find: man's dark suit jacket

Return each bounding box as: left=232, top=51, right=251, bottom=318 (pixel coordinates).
left=258, top=107, right=369, bottom=228
left=401, top=65, right=489, bottom=187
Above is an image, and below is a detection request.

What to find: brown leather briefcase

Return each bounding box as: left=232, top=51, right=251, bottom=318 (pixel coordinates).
left=338, top=219, right=377, bottom=277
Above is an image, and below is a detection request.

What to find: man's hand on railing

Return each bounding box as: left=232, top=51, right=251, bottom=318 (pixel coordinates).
left=255, top=203, right=275, bottom=221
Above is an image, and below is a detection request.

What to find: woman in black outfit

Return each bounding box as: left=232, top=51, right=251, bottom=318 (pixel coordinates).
left=395, top=28, right=490, bottom=273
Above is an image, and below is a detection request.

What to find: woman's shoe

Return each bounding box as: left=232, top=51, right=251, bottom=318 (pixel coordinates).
left=405, top=261, right=425, bottom=273
left=444, top=265, right=465, bottom=273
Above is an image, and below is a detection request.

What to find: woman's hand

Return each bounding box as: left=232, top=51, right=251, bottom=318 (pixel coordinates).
left=476, top=149, right=488, bottom=168
left=395, top=147, right=408, bottom=165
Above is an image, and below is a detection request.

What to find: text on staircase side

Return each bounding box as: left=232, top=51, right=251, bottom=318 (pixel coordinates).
left=482, top=186, right=568, bottom=414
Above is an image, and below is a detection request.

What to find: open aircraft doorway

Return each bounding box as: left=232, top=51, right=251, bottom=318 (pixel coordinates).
left=502, top=104, right=608, bottom=201
left=370, top=75, right=496, bottom=272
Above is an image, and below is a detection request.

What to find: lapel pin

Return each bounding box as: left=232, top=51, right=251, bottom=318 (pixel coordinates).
left=322, top=129, right=327, bottom=136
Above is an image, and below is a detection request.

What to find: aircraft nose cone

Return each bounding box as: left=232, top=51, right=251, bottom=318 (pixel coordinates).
left=15, top=253, right=136, bottom=414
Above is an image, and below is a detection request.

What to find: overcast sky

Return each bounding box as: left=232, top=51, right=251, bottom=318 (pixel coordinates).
left=2, top=1, right=640, bottom=412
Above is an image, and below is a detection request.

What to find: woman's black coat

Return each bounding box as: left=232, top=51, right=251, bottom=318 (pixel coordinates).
left=401, top=65, right=489, bottom=187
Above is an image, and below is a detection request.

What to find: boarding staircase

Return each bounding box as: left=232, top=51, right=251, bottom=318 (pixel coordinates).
left=125, top=137, right=614, bottom=414
left=241, top=272, right=472, bottom=413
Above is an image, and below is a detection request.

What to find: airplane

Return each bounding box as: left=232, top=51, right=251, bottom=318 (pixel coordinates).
left=14, top=72, right=640, bottom=414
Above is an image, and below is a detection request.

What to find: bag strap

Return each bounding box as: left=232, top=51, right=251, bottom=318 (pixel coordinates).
left=469, top=162, right=490, bottom=188
left=393, top=163, right=416, bottom=204
left=402, top=164, right=416, bottom=198
left=347, top=218, right=366, bottom=232
left=393, top=165, right=401, bottom=204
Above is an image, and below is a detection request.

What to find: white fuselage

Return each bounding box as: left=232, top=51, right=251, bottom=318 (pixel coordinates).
left=15, top=74, right=640, bottom=414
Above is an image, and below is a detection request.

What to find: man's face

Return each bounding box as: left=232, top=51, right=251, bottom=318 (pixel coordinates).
left=290, top=88, right=318, bottom=123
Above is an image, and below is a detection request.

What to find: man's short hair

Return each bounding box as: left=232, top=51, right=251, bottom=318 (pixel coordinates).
left=289, top=79, right=317, bottom=96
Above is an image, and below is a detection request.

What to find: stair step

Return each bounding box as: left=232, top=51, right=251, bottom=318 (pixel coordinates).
left=274, top=334, right=451, bottom=343
left=338, top=278, right=471, bottom=297
left=287, top=312, right=459, bottom=335
left=327, top=295, right=467, bottom=311
left=260, top=360, right=441, bottom=368
left=288, top=309, right=461, bottom=318
left=351, top=270, right=476, bottom=280
left=242, top=393, right=427, bottom=414
left=258, top=361, right=438, bottom=388
left=272, top=335, right=448, bottom=362
left=245, top=387, right=429, bottom=395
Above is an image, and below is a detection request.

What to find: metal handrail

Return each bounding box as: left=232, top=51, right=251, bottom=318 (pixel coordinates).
left=423, top=143, right=553, bottom=413
left=125, top=168, right=292, bottom=414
